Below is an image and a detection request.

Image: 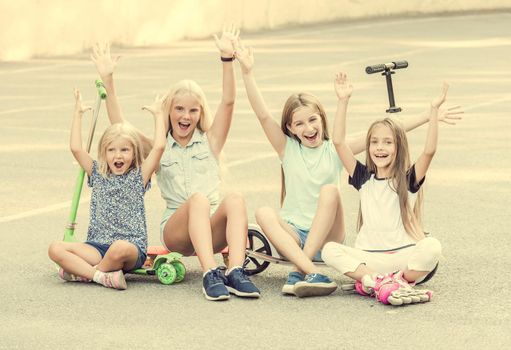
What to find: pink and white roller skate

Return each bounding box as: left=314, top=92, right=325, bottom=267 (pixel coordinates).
left=373, top=271, right=433, bottom=306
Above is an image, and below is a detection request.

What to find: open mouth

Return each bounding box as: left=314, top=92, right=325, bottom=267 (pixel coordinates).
left=304, top=132, right=318, bottom=143
left=374, top=154, right=389, bottom=160
left=178, top=121, right=191, bottom=131
left=114, top=161, right=124, bottom=169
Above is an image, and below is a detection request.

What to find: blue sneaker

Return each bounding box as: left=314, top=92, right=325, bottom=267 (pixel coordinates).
left=282, top=271, right=305, bottom=295
left=225, top=267, right=260, bottom=298
left=202, top=267, right=230, bottom=301
left=293, top=273, right=337, bottom=298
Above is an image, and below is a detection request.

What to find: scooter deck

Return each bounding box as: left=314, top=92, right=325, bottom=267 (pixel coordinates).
left=245, top=250, right=325, bottom=265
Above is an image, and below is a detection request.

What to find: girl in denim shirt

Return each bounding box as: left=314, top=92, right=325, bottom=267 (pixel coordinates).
left=91, top=27, right=260, bottom=301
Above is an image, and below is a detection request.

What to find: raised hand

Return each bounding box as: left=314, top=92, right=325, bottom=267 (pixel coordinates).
left=334, top=72, right=353, bottom=100
left=73, top=89, right=92, bottom=115
left=90, top=42, right=120, bottom=78
left=431, top=82, right=449, bottom=109
left=213, top=24, right=240, bottom=58
left=438, top=105, right=463, bottom=125
left=142, top=94, right=165, bottom=117
left=233, top=39, right=254, bottom=74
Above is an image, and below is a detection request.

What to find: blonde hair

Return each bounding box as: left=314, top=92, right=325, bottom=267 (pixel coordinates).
left=280, top=92, right=329, bottom=205
left=163, top=79, right=212, bottom=135
left=357, top=118, right=425, bottom=241
left=97, top=122, right=144, bottom=177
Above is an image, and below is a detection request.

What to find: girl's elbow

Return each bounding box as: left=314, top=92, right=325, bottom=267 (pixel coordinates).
left=157, top=144, right=166, bottom=153
left=424, top=148, right=437, bottom=157
left=332, top=138, right=345, bottom=147
left=153, top=142, right=166, bottom=154
left=222, top=99, right=235, bottom=108
left=70, top=145, right=81, bottom=155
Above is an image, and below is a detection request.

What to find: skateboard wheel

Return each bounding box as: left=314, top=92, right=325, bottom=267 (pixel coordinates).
left=157, top=263, right=177, bottom=285
left=172, top=261, right=186, bottom=283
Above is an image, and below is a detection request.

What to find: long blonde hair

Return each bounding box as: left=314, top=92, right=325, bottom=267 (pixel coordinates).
left=163, top=79, right=212, bottom=136
left=97, top=122, right=144, bottom=177
left=280, top=92, right=329, bottom=205
left=357, top=118, right=425, bottom=241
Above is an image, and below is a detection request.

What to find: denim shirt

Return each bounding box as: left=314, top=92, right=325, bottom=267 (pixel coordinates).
left=156, top=131, right=220, bottom=224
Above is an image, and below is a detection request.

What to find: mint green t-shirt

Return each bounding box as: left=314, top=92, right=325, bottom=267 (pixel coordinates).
left=280, top=137, right=343, bottom=230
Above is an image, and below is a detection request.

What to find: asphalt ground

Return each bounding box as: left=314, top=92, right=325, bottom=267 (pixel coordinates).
left=1, top=11, right=510, bottom=350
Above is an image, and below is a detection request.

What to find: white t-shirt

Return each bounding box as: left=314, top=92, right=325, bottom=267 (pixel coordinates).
left=349, top=160, right=424, bottom=251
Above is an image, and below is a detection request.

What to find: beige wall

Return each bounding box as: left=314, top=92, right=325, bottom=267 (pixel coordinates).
left=1, top=0, right=511, bottom=60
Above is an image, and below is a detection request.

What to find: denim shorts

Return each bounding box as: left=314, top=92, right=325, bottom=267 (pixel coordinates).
left=85, top=241, right=147, bottom=270
left=288, top=222, right=323, bottom=262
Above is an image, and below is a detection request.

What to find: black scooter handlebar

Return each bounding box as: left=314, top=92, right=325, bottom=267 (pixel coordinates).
left=366, top=61, right=408, bottom=74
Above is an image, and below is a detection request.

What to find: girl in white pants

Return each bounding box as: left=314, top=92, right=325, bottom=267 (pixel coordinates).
left=323, top=238, right=441, bottom=285
left=325, top=72, right=454, bottom=306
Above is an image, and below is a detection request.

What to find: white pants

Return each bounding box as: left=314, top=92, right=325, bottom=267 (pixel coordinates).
left=322, top=237, right=442, bottom=282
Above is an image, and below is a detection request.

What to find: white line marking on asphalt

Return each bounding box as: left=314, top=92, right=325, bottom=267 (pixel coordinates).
left=0, top=103, right=73, bottom=115
left=0, top=62, right=86, bottom=75
left=463, top=95, right=511, bottom=111
left=225, top=152, right=277, bottom=168
left=0, top=199, right=89, bottom=223
left=0, top=144, right=67, bottom=152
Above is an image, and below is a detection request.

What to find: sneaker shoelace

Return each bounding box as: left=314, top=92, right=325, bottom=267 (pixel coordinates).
left=232, top=268, right=250, bottom=283
left=207, top=269, right=226, bottom=285
left=305, top=273, right=318, bottom=282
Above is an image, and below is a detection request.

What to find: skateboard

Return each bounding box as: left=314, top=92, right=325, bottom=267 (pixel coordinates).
left=129, top=246, right=186, bottom=285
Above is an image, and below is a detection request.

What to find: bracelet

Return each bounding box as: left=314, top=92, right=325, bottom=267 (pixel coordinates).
left=221, top=56, right=235, bottom=62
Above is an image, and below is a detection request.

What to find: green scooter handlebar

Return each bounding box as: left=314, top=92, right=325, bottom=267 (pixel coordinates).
left=95, top=79, right=107, bottom=99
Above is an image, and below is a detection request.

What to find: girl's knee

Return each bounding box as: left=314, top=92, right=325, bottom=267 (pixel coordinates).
left=224, top=192, right=245, bottom=204
left=322, top=241, right=342, bottom=261
left=421, top=237, right=442, bottom=258
left=255, top=206, right=277, bottom=226
left=223, top=192, right=246, bottom=211
left=48, top=240, right=63, bottom=261
left=189, top=192, right=210, bottom=210
left=108, top=240, right=136, bottom=261
left=410, top=237, right=442, bottom=273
